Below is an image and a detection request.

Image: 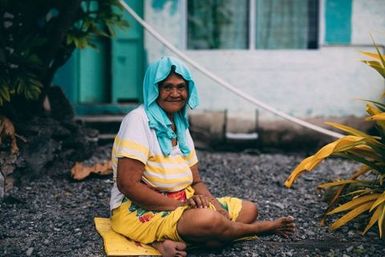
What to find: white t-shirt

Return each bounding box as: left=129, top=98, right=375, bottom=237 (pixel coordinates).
left=109, top=105, right=198, bottom=210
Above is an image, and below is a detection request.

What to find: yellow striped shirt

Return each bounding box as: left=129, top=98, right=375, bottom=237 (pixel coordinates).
left=110, top=105, right=198, bottom=210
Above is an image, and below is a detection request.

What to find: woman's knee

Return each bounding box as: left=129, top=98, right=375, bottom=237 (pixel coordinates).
left=236, top=200, right=258, bottom=224
left=178, top=209, right=226, bottom=237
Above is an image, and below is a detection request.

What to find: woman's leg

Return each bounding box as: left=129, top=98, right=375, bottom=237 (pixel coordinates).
left=177, top=208, right=295, bottom=244
left=235, top=200, right=259, bottom=224
left=205, top=200, right=258, bottom=248
left=152, top=200, right=293, bottom=255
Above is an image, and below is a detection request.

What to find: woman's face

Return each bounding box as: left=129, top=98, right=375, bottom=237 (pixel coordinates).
left=157, top=72, right=188, bottom=116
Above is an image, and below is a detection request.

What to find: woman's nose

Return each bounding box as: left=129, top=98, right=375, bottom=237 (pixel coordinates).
left=170, top=88, right=179, bottom=96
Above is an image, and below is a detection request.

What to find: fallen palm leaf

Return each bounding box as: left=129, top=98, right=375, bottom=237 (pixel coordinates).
left=71, top=160, right=112, bottom=180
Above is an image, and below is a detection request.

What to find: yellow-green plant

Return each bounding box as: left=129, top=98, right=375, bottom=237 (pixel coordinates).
left=285, top=42, right=385, bottom=238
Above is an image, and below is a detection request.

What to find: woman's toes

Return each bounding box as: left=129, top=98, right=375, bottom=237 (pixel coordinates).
left=175, top=242, right=187, bottom=251
left=283, top=216, right=295, bottom=224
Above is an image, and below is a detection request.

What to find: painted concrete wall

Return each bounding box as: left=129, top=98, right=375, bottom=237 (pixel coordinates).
left=144, top=0, right=385, bottom=127
left=351, top=0, right=385, bottom=45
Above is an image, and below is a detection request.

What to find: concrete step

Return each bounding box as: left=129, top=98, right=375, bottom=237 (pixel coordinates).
left=75, top=115, right=124, bottom=145
left=76, top=115, right=123, bottom=133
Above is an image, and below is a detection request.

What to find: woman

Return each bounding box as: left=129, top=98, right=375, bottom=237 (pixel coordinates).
left=110, top=56, right=295, bottom=257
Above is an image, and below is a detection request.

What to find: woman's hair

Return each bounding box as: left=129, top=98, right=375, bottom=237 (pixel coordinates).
left=158, top=65, right=187, bottom=87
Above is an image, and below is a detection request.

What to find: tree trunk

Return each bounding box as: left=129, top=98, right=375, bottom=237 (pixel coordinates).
left=40, top=0, right=82, bottom=99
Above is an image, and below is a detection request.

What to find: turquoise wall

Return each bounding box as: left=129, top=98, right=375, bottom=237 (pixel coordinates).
left=325, top=0, right=352, bottom=44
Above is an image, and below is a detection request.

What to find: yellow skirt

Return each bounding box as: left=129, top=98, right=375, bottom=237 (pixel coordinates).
left=111, top=186, right=242, bottom=244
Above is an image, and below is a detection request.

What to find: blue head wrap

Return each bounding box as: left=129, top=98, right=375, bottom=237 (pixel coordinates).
left=143, top=56, right=199, bottom=156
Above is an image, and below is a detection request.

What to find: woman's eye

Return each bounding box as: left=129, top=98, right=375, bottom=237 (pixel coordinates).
left=177, top=85, right=187, bottom=90
left=163, top=85, right=172, bottom=91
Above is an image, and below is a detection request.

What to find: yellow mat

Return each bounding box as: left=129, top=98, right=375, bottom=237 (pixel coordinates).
left=94, top=217, right=161, bottom=256
left=95, top=217, right=258, bottom=256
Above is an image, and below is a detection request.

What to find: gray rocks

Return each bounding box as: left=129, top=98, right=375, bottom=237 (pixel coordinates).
left=1, top=150, right=384, bottom=256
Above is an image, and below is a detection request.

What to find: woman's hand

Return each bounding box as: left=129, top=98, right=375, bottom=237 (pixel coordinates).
left=189, top=164, right=230, bottom=219
left=186, top=195, right=231, bottom=219
left=186, top=195, right=211, bottom=209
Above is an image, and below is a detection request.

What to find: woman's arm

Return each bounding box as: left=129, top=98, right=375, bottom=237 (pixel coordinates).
left=190, top=164, right=230, bottom=218
left=117, top=157, right=184, bottom=211
left=189, top=163, right=215, bottom=199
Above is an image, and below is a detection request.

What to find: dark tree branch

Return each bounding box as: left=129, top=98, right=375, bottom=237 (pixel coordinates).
left=41, top=0, right=82, bottom=90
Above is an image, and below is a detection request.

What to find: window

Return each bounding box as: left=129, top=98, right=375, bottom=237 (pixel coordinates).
left=187, top=0, right=249, bottom=49
left=187, top=0, right=319, bottom=50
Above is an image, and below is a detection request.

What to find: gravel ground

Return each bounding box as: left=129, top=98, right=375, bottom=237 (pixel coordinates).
left=1, top=147, right=384, bottom=257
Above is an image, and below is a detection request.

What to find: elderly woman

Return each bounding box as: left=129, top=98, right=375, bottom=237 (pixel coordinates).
left=110, top=56, right=295, bottom=257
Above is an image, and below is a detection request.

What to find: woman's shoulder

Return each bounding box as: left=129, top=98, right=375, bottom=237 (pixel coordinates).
left=122, top=105, right=148, bottom=124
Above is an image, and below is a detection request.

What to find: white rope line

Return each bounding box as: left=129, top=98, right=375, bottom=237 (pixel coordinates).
left=119, top=0, right=343, bottom=139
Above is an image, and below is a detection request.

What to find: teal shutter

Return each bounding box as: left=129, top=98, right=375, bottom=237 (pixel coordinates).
left=111, top=0, right=144, bottom=103
left=78, top=37, right=110, bottom=103
left=325, top=0, right=352, bottom=44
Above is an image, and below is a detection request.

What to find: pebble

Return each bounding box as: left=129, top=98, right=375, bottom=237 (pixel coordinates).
left=271, top=202, right=285, bottom=209
left=347, top=230, right=355, bottom=237
left=26, top=247, right=34, bottom=256
left=306, top=231, right=315, bottom=236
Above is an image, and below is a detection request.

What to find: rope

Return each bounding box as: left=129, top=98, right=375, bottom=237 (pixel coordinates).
left=118, top=0, right=343, bottom=139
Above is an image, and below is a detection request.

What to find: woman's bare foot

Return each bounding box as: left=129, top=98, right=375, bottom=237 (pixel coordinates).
left=152, top=239, right=187, bottom=257
left=271, top=216, right=296, bottom=238
left=255, top=216, right=296, bottom=238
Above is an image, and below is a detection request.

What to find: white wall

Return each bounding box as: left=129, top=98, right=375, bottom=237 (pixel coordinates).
left=352, top=0, right=385, bottom=45
left=144, top=0, right=385, bottom=122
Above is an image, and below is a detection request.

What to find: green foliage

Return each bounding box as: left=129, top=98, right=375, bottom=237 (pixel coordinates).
left=285, top=42, right=385, bottom=237
left=0, top=0, right=128, bottom=106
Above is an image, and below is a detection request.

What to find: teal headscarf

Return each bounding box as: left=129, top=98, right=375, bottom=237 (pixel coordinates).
left=143, top=56, right=199, bottom=156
